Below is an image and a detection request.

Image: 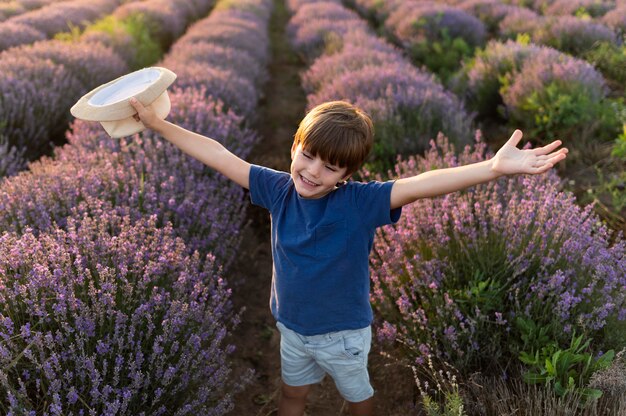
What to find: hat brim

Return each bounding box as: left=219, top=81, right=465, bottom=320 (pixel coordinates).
left=70, top=66, right=176, bottom=122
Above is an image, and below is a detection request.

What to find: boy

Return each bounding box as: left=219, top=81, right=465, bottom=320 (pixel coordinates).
left=129, top=98, right=567, bottom=416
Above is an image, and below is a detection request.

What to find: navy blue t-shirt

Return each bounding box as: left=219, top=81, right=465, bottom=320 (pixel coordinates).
left=249, top=165, right=402, bottom=335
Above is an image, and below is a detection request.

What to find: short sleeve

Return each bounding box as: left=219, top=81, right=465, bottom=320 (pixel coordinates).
left=249, top=165, right=291, bottom=211
left=352, top=180, right=402, bottom=229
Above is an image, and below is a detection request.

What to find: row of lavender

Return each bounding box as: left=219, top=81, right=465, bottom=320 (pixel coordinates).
left=286, top=0, right=625, bottom=393
left=347, top=0, right=625, bottom=154
left=0, top=0, right=215, bottom=178
left=287, top=0, right=474, bottom=169
left=0, top=0, right=59, bottom=23
left=0, top=0, right=272, bottom=413
left=0, top=0, right=133, bottom=51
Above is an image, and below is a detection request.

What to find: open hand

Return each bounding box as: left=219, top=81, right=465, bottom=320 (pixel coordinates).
left=129, top=97, right=159, bottom=130
left=491, top=130, right=568, bottom=176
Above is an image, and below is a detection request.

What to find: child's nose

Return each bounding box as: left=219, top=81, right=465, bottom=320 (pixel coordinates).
left=309, top=161, right=323, bottom=177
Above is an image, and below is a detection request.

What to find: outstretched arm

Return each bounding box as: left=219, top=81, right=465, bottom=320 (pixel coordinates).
left=390, top=130, right=568, bottom=209
left=129, top=98, right=251, bottom=189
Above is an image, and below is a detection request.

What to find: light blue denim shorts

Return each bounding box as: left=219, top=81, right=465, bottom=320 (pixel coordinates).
left=276, top=321, right=374, bottom=403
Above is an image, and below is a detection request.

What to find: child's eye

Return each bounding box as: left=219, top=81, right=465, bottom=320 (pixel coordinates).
left=302, top=152, right=312, bottom=159
left=325, top=165, right=337, bottom=172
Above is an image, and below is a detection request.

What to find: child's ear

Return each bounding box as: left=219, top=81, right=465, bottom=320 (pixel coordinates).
left=290, top=142, right=297, bottom=159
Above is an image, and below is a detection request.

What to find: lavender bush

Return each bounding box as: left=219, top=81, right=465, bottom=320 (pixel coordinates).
left=9, top=0, right=122, bottom=39
left=286, top=2, right=367, bottom=61
left=0, top=54, right=83, bottom=156
left=0, top=2, right=26, bottom=22
left=533, top=16, right=618, bottom=56
left=20, top=39, right=129, bottom=92
left=369, top=133, right=625, bottom=372
left=451, top=40, right=541, bottom=117
left=500, top=47, right=620, bottom=144
left=457, top=0, right=520, bottom=35
left=0, top=22, right=45, bottom=50
left=383, top=2, right=486, bottom=81
left=309, top=64, right=473, bottom=162
left=0, top=134, right=26, bottom=178
left=602, top=5, right=626, bottom=34
left=0, top=89, right=256, bottom=264
left=498, top=7, right=544, bottom=39
left=543, top=0, right=615, bottom=17
left=0, top=213, right=248, bottom=414
left=112, top=0, right=187, bottom=48
left=300, top=45, right=409, bottom=94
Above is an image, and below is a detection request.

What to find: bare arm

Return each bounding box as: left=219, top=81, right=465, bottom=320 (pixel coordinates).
left=129, top=98, right=251, bottom=189
left=390, top=130, right=568, bottom=209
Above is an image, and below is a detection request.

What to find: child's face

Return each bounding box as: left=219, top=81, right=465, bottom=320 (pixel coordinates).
left=290, top=143, right=349, bottom=199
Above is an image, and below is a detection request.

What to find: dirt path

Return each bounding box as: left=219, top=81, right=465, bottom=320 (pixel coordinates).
left=227, top=1, right=417, bottom=415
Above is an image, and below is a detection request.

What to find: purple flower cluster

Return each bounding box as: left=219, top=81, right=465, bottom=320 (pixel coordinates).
left=384, top=2, right=487, bottom=50
left=498, top=7, right=544, bottom=39
left=162, top=1, right=271, bottom=117
left=0, top=213, right=246, bottom=414
left=501, top=47, right=607, bottom=124
left=0, top=134, right=26, bottom=178
left=0, top=41, right=128, bottom=164
left=460, top=40, right=606, bottom=117
left=602, top=5, right=626, bottom=34
left=543, top=0, right=615, bottom=17
left=457, top=0, right=521, bottom=35
left=0, top=21, right=45, bottom=50
left=2, top=0, right=123, bottom=43
left=0, top=0, right=273, bottom=412
left=368, top=133, right=625, bottom=370
left=287, top=1, right=368, bottom=61
left=289, top=0, right=473, bottom=161
left=533, top=15, right=618, bottom=55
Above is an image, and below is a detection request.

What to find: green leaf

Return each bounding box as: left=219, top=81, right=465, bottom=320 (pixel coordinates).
left=545, top=357, right=556, bottom=376
left=523, top=371, right=548, bottom=384
left=579, top=388, right=603, bottom=401
left=594, top=349, right=615, bottom=370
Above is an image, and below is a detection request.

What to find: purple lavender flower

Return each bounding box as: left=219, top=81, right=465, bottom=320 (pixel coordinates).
left=0, top=22, right=45, bottom=51
left=602, top=5, right=626, bottom=34
left=533, top=15, right=618, bottom=55
left=502, top=47, right=607, bottom=126
left=544, top=0, right=615, bottom=17
left=22, top=39, right=129, bottom=89
left=301, top=46, right=409, bottom=94
left=369, top=133, right=625, bottom=371
left=460, top=40, right=546, bottom=116
left=498, top=7, right=544, bottom=39
left=0, top=54, right=83, bottom=156
left=0, top=214, right=249, bottom=414
left=287, top=2, right=368, bottom=60
left=457, top=0, right=521, bottom=35
left=0, top=134, right=26, bottom=178
left=12, top=0, right=120, bottom=38
left=309, top=64, right=473, bottom=157
left=385, top=2, right=487, bottom=49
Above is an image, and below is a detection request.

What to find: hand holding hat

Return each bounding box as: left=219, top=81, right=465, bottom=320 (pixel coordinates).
left=129, top=97, right=160, bottom=131
left=71, top=67, right=176, bottom=138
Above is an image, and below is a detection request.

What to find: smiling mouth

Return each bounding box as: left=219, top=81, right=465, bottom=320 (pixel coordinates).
left=300, top=175, right=319, bottom=187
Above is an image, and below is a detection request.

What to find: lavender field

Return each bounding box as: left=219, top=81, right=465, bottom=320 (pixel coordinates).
left=0, top=0, right=624, bottom=414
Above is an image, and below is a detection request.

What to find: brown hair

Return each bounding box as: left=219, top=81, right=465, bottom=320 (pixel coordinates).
left=293, top=101, right=374, bottom=175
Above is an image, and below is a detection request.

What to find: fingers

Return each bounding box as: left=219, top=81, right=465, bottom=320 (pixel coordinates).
left=129, top=97, right=145, bottom=122
left=506, top=129, right=523, bottom=147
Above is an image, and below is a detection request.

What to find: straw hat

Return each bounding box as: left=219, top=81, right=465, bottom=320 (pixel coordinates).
left=71, top=67, right=176, bottom=138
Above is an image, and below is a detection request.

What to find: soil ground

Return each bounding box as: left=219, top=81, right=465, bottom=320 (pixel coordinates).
left=227, top=1, right=416, bottom=414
